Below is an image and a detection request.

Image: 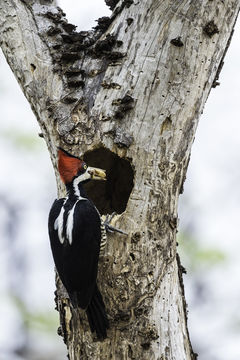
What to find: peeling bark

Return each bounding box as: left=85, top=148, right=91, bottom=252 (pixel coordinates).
left=0, top=0, right=239, bottom=359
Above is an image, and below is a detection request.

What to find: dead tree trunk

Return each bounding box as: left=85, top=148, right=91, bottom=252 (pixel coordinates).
left=0, top=0, right=239, bottom=359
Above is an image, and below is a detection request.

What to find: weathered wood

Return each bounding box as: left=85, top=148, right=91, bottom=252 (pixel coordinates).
left=0, top=0, right=239, bottom=359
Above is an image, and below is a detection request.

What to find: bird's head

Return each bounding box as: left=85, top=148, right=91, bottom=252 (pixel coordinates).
left=58, top=148, right=106, bottom=186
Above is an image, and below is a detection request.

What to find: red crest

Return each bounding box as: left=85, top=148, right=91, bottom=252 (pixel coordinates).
left=58, top=149, right=84, bottom=184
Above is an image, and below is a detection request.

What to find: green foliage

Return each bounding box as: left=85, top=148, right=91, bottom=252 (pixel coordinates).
left=178, top=231, right=226, bottom=272
left=11, top=294, right=59, bottom=334
left=0, top=128, right=41, bottom=150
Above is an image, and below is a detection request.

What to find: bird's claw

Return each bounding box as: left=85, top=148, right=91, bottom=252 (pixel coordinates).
left=103, top=212, right=128, bottom=236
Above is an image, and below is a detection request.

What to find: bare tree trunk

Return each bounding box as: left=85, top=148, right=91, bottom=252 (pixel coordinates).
left=0, top=0, right=239, bottom=359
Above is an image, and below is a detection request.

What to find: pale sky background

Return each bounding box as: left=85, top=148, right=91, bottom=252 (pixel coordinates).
left=0, top=1, right=240, bottom=359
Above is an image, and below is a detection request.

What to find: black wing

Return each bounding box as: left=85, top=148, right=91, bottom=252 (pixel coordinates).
left=48, top=198, right=101, bottom=309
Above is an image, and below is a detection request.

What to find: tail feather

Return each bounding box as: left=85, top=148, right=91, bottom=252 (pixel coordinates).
left=92, top=296, right=108, bottom=337
left=93, top=290, right=108, bottom=321
left=86, top=303, right=96, bottom=333
left=90, top=299, right=106, bottom=338
left=86, top=286, right=109, bottom=340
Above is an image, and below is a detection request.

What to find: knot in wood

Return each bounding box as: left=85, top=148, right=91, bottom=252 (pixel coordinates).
left=203, top=21, right=219, bottom=37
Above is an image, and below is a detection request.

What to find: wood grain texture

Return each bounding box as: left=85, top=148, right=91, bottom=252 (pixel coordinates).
left=0, top=0, right=239, bottom=358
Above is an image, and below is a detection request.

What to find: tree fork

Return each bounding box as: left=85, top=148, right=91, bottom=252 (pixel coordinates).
left=0, top=0, right=239, bottom=359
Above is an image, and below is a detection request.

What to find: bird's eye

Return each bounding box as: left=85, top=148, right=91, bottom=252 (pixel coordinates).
left=83, top=164, right=87, bottom=170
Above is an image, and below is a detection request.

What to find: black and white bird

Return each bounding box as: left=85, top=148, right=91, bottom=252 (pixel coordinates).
left=48, top=148, right=109, bottom=339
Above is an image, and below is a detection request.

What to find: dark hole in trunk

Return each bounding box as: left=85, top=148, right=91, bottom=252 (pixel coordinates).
left=83, top=147, right=134, bottom=215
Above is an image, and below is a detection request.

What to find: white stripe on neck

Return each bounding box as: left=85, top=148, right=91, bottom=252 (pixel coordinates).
left=73, top=178, right=81, bottom=197
left=73, top=172, right=90, bottom=198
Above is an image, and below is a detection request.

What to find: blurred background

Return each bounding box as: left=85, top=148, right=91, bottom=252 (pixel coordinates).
left=0, top=1, right=239, bottom=359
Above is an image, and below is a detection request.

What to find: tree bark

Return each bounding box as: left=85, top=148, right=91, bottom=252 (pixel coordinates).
left=0, top=0, right=239, bottom=359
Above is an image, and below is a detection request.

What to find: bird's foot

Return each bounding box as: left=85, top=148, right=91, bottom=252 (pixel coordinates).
left=104, top=212, right=128, bottom=236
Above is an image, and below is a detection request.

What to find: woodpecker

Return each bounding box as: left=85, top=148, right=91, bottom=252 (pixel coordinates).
left=48, top=148, right=109, bottom=339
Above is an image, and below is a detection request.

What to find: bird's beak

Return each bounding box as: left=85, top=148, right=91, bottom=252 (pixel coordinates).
left=88, top=167, right=107, bottom=180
